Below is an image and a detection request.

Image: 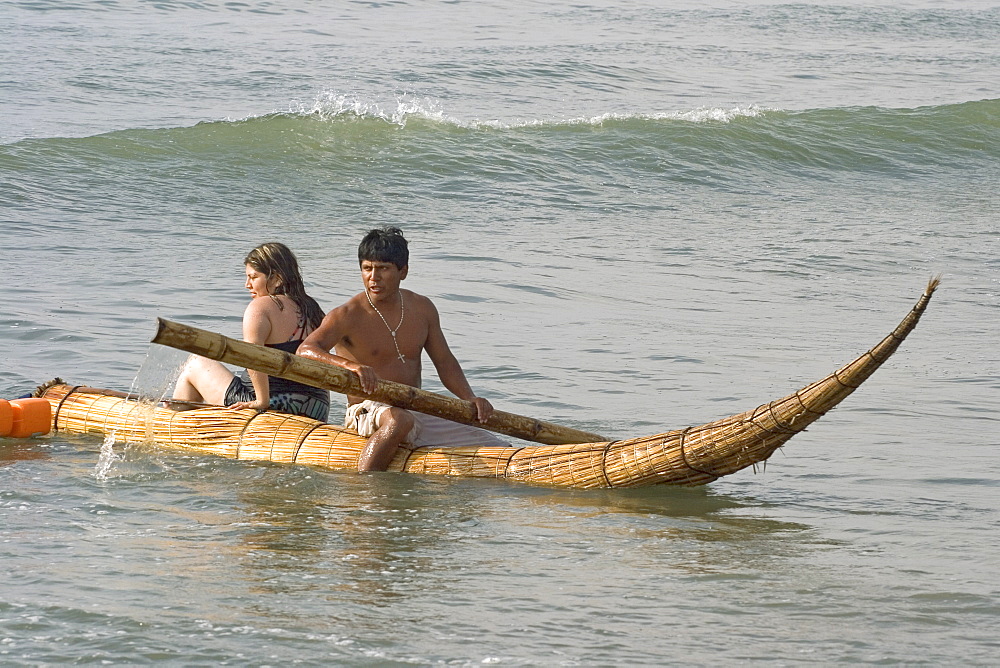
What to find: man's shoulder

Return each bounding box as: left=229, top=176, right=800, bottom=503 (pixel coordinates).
left=402, top=289, right=437, bottom=313
left=347, top=291, right=371, bottom=307
left=329, top=292, right=368, bottom=315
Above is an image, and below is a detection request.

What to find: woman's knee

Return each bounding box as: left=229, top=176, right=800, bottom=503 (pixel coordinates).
left=175, top=355, right=232, bottom=404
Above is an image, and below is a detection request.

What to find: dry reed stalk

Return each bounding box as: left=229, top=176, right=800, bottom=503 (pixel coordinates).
left=36, top=279, right=938, bottom=488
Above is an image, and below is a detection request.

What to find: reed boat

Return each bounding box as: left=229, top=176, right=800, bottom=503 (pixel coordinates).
left=27, top=280, right=938, bottom=489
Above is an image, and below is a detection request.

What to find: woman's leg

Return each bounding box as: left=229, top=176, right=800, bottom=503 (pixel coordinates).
left=172, top=355, right=235, bottom=406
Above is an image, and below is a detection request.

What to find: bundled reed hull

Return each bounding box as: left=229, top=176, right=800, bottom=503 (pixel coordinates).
left=33, top=280, right=938, bottom=489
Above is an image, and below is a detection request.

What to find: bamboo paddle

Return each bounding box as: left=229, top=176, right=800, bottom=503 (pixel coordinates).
left=151, top=318, right=608, bottom=446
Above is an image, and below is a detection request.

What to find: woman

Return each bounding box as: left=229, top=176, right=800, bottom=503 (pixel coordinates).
left=172, top=242, right=330, bottom=422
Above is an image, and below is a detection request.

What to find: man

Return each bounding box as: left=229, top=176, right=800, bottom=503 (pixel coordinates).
left=298, top=227, right=507, bottom=471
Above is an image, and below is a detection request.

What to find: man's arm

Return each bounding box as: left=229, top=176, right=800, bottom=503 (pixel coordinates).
left=422, top=299, right=493, bottom=423
left=297, top=307, right=380, bottom=394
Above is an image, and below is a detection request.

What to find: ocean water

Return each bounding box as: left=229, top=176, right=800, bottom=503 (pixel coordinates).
left=2, top=0, right=999, bottom=664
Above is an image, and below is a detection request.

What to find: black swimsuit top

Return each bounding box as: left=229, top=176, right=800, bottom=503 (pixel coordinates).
left=256, top=307, right=323, bottom=398
left=261, top=339, right=326, bottom=397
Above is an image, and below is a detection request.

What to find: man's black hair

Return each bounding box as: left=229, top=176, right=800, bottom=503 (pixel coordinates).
left=358, top=226, right=409, bottom=270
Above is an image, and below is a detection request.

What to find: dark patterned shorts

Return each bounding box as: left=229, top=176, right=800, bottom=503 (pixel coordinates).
left=224, top=376, right=330, bottom=423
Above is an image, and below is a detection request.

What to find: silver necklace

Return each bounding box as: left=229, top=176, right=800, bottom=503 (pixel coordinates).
left=366, top=290, right=406, bottom=363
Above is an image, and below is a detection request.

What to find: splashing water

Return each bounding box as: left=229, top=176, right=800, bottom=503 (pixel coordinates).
left=128, top=345, right=191, bottom=405
left=93, top=430, right=121, bottom=481
left=92, top=345, right=192, bottom=480
left=127, top=345, right=191, bottom=443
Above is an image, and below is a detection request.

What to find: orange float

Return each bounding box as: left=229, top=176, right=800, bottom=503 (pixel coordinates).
left=0, top=399, right=11, bottom=436
left=1, top=398, right=52, bottom=438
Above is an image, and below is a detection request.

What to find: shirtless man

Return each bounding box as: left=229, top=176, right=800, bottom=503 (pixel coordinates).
left=297, top=227, right=507, bottom=471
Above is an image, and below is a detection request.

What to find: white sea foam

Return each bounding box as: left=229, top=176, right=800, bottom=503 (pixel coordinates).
left=286, top=91, right=464, bottom=128
left=543, top=105, right=771, bottom=127
left=279, top=92, right=772, bottom=130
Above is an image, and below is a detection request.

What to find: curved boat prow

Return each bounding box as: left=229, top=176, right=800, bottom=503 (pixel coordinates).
left=598, top=278, right=941, bottom=487
left=792, top=276, right=940, bottom=415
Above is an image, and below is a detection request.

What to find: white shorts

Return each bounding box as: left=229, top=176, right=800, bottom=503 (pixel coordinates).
left=345, top=400, right=509, bottom=448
